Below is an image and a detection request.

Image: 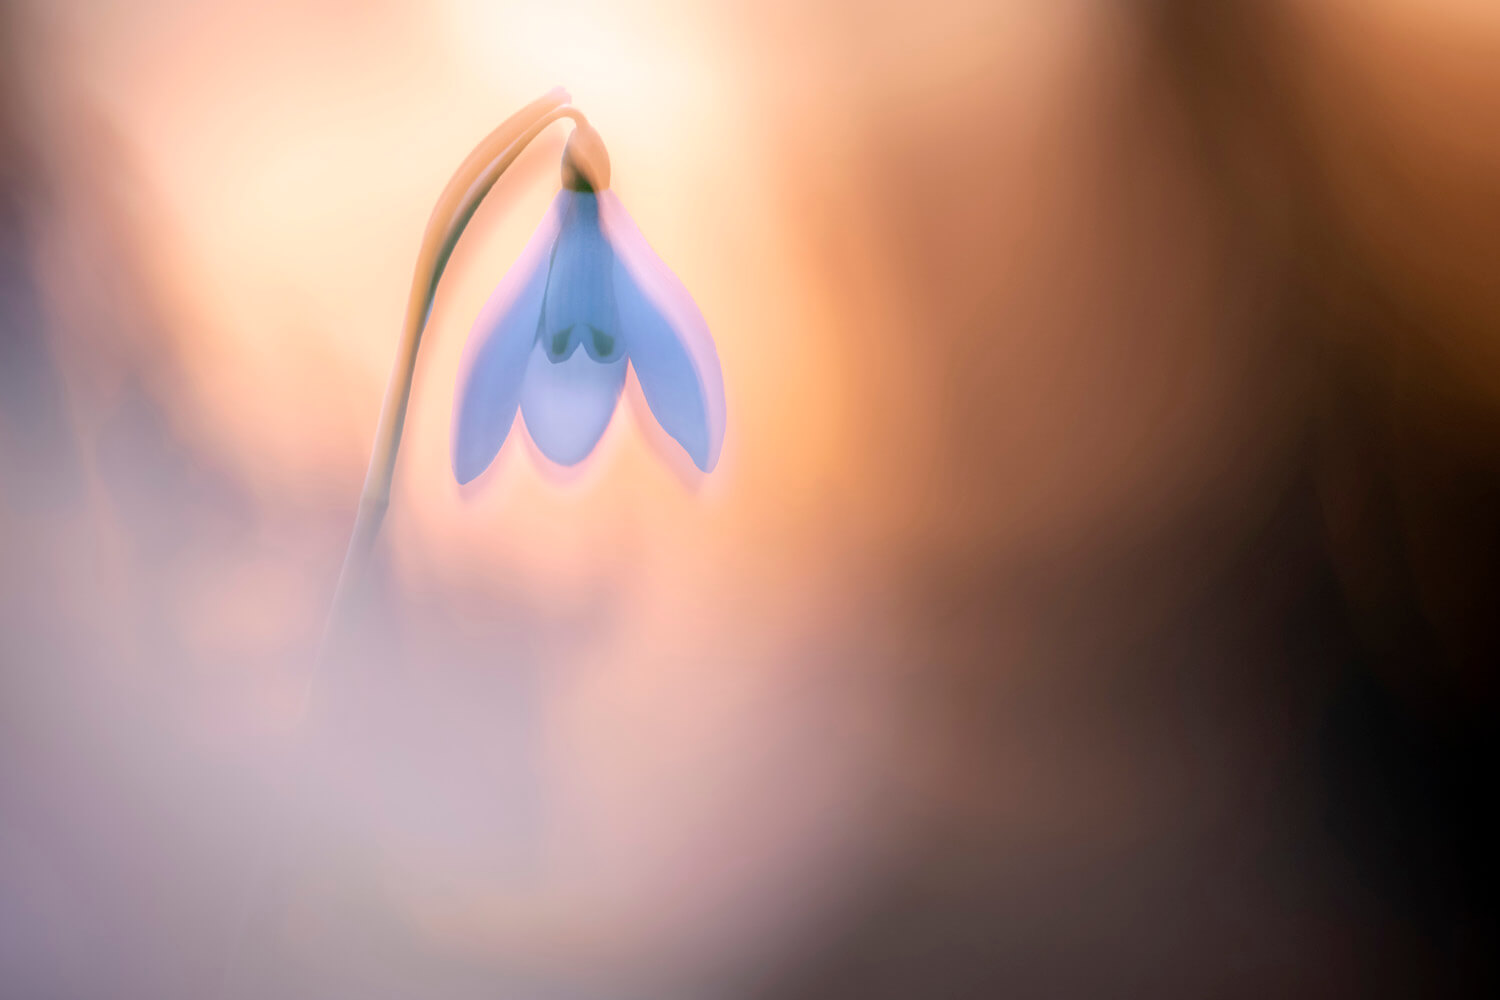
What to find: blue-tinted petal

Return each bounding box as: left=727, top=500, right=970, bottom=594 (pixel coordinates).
left=519, top=342, right=626, bottom=466
left=541, top=193, right=621, bottom=362
left=598, top=192, right=724, bottom=472
left=451, top=192, right=568, bottom=484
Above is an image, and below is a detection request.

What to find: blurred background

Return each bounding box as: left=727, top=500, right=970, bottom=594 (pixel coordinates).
left=2, top=0, right=1498, bottom=996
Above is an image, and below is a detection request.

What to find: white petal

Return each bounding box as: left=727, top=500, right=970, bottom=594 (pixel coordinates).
left=451, top=192, right=571, bottom=484
left=598, top=192, right=725, bottom=472
left=541, top=193, right=620, bottom=362
left=519, top=343, right=626, bottom=466
left=450, top=190, right=573, bottom=485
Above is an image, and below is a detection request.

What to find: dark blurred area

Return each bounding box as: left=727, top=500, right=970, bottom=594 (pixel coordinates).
left=3, top=0, right=1498, bottom=997
left=757, top=1, right=1500, bottom=995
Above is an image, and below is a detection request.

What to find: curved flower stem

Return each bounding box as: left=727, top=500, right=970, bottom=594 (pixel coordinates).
left=317, top=92, right=590, bottom=679
left=212, top=91, right=590, bottom=1000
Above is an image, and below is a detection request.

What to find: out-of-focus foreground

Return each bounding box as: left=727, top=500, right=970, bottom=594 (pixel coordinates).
left=2, top=1, right=1498, bottom=997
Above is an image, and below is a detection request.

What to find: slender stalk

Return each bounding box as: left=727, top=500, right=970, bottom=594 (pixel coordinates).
left=214, top=92, right=589, bottom=999
left=317, top=92, right=589, bottom=676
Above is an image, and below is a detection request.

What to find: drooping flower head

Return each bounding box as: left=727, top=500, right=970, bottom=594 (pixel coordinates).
left=453, top=123, right=725, bottom=482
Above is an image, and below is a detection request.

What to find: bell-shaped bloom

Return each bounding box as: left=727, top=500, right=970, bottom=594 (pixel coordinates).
left=452, top=189, right=725, bottom=483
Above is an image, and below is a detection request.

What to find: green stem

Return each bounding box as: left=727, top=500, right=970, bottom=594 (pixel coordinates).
left=213, top=97, right=594, bottom=997
left=317, top=90, right=589, bottom=679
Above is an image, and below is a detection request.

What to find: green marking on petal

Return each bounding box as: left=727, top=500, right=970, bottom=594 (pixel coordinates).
left=591, top=328, right=615, bottom=359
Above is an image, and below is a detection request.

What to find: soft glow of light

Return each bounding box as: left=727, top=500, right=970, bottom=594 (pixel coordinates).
left=446, top=0, right=715, bottom=128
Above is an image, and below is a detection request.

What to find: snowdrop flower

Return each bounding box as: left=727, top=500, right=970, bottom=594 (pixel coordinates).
left=453, top=123, right=725, bottom=481
left=321, top=91, right=717, bottom=639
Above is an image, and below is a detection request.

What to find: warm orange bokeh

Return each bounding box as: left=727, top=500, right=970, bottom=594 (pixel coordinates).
left=4, top=1, right=1498, bottom=996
